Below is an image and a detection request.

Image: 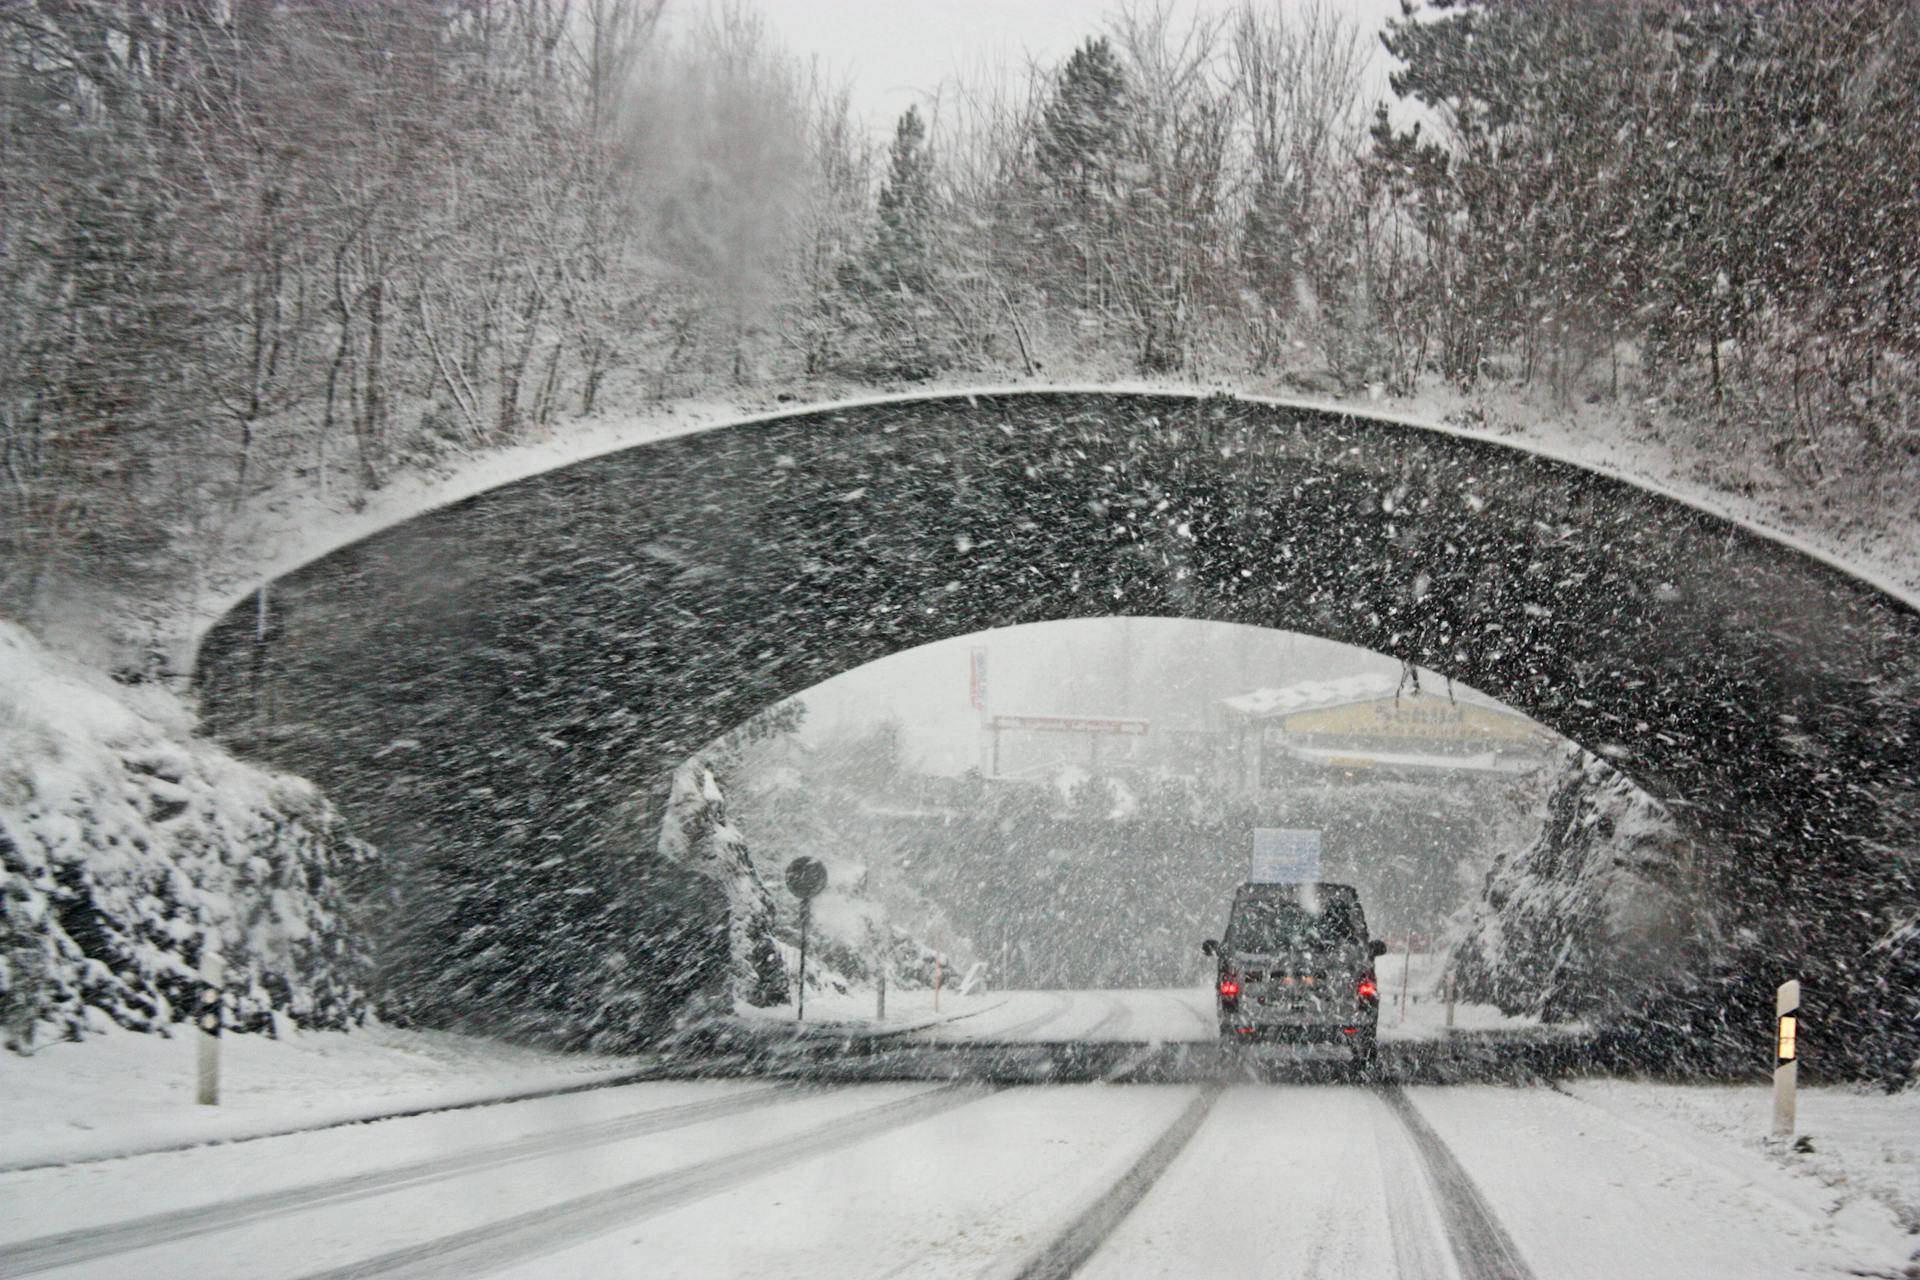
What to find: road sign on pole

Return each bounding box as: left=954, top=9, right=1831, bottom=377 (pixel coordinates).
left=785, top=858, right=827, bottom=1022
left=1773, top=979, right=1799, bottom=1138
left=1250, top=828, right=1321, bottom=883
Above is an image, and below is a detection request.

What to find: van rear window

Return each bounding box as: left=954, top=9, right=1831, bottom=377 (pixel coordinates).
left=1228, top=899, right=1359, bottom=952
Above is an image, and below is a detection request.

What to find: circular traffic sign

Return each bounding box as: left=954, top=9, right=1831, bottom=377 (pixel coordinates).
left=785, top=856, right=828, bottom=900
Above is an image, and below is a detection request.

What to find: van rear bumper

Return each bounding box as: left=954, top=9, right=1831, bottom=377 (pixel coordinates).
left=1220, top=1021, right=1370, bottom=1043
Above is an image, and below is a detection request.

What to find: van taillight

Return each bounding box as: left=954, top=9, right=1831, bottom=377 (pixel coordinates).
left=1357, top=976, right=1378, bottom=1000
left=1219, top=977, right=1241, bottom=999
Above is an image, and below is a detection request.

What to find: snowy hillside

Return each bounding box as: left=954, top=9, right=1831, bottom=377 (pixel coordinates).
left=0, top=623, right=372, bottom=1051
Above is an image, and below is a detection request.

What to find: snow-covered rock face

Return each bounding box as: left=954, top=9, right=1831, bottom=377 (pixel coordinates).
left=657, top=761, right=788, bottom=1009
left=190, top=391, right=1920, bottom=1067
left=1449, top=747, right=1713, bottom=1023
left=0, top=624, right=371, bottom=1050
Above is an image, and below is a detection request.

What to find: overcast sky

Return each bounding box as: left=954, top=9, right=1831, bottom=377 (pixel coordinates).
left=796, top=619, right=1405, bottom=775
left=735, top=0, right=1409, bottom=138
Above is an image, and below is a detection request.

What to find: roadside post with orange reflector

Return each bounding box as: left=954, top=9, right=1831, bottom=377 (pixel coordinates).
left=195, top=940, right=225, bottom=1106
left=1773, top=979, right=1799, bottom=1139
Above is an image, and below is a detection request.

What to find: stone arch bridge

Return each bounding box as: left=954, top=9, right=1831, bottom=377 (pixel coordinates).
left=194, top=391, right=1918, bottom=1065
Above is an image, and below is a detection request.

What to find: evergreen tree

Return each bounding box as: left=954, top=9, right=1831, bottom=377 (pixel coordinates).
left=844, top=106, right=944, bottom=379
left=874, top=106, right=936, bottom=297
left=1029, top=37, right=1132, bottom=324
left=1036, top=38, right=1130, bottom=202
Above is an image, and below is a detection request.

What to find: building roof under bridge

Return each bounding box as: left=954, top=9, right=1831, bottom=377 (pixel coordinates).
left=1217, top=672, right=1556, bottom=778
left=1219, top=672, right=1509, bottom=722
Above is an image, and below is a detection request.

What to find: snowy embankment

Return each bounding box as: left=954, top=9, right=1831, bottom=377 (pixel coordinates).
left=1560, top=1079, right=1920, bottom=1242
left=1414, top=1079, right=1920, bottom=1279
left=0, top=622, right=371, bottom=1050
left=1371, top=950, right=1553, bottom=1042
left=0, top=1021, right=643, bottom=1170
left=734, top=983, right=1002, bottom=1038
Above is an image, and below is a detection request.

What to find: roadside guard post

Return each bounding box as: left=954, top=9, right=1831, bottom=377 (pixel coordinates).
left=197, top=943, right=225, bottom=1106
left=1774, top=979, right=1799, bottom=1138
left=785, top=857, right=827, bottom=1022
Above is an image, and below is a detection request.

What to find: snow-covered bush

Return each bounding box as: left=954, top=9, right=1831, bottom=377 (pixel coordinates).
left=0, top=623, right=372, bottom=1051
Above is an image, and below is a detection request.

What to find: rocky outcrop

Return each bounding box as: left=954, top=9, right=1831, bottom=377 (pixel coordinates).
left=1448, top=747, right=1716, bottom=1023
left=0, top=623, right=372, bottom=1052
left=656, top=760, right=789, bottom=1009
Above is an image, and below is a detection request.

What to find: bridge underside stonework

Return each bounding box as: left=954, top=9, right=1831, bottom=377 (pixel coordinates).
left=195, top=392, right=1919, bottom=1066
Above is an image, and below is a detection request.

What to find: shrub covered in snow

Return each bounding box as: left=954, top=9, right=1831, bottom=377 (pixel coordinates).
left=0, top=623, right=373, bottom=1051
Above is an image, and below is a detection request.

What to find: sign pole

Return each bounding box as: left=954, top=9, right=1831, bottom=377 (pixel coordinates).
left=1399, top=931, right=1413, bottom=1024
left=783, top=858, right=828, bottom=1025
left=1773, top=979, right=1799, bottom=1139
left=796, top=897, right=810, bottom=1023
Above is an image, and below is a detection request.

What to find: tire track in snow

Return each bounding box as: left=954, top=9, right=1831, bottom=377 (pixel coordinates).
left=1370, top=1088, right=1463, bottom=1280
left=1076, top=994, right=1131, bottom=1042
left=925, top=991, right=1073, bottom=1043
left=1379, top=1086, right=1536, bottom=1280
left=0, top=1084, right=806, bottom=1276
left=291, top=1082, right=995, bottom=1280
left=1009, top=1086, right=1221, bottom=1280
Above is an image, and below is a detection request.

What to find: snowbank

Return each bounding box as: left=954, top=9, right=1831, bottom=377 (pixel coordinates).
left=0, top=1020, right=640, bottom=1169
left=0, top=622, right=372, bottom=1049
left=1561, top=1079, right=1920, bottom=1247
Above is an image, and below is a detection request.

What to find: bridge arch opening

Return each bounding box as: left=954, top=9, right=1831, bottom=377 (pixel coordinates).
left=668, top=616, right=1709, bottom=1037
left=192, top=390, right=1920, bottom=1075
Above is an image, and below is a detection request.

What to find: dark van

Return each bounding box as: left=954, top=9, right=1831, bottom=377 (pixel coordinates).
left=1202, top=881, right=1387, bottom=1067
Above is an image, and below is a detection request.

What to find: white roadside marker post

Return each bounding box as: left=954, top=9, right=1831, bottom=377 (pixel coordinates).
left=1773, top=979, right=1799, bottom=1139
left=196, top=947, right=225, bottom=1107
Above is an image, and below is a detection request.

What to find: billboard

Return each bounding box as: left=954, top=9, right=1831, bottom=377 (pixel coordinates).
left=990, top=714, right=1148, bottom=735
left=1250, top=828, right=1322, bottom=883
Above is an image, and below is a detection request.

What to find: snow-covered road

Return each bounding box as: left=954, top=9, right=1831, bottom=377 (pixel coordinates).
left=5, top=999, right=1911, bottom=1280
left=906, top=987, right=1216, bottom=1044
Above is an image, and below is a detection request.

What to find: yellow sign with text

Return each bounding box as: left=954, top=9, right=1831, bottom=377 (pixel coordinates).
left=1281, top=697, right=1545, bottom=745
